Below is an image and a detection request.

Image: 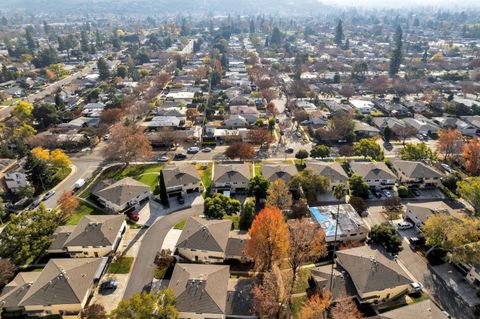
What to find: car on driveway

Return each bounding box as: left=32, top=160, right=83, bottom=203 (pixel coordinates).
left=295, top=131, right=302, bottom=138
left=187, top=147, right=200, bottom=153
left=411, top=188, right=421, bottom=197
left=373, top=190, right=382, bottom=198
left=100, top=280, right=118, bottom=293
left=174, top=153, right=187, bottom=160
left=383, top=189, right=392, bottom=198
left=42, top=190, right=56, bottom=201
left=285, top=147, right=294, bottom=153
left=409, top=282, right=423, bottom=295
left=396, top=221, right=414, bottom=230
left=127, top=212, right=139, bottom=222
left=158, top=156, right=169, bottom=162
left=201, top=147, right=212, bottom=152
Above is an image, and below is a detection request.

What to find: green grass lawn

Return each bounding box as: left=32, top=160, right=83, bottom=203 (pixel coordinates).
left=196, top=163, right=212, bottom=189
left=225, top=215, right=239, bottom=230
left=67, top=202, right=104, bottom=225
left=135, top=173, right=159, bottom=192
left=290, top=296, right=307, bottom=319
left=174, top=219, right=187, bottom=230
left=292, top=268, right=311, bottom=294
left=108, top=257, right=134, bottom=274
left=1, top=98, right=20, bottom=106
left=254, top=162, right=263, bottom=176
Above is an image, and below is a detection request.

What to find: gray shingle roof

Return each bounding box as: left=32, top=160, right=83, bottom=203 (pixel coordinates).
left=176, top=217, right=231, bottom=253
left=63, top=215, right=125, bottom=248
left=390, top=160, right=443, bottom=179
left=92, top=177, right=150, bottom=206
left=306, top=161, right=348, bottom=183
left=162, top=165, right=201, bottom=189
left=18, top=258, right=102, bottom=307
left=0, top=273, right=40, bottom=308
left=336, top=246, right=412, bottom=296
left=169, top=263, right=229, bottom=315
left=261, top=162, right=297, bottom=183
left=213, top=163, right=250, bottom=185
left=372, top=299, right=448, bottom=319
left=350, top=162, right=397, bottom=181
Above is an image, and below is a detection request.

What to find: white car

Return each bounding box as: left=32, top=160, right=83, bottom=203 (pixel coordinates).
left=410, top=282, right=423, bottom=293
left=201, top=147, right=212, bottom=152
left=383, top=189, right=392, bottom=198
left=158, top=156, right=169, bottom=162
left=396, top=221, right=414, bottom=230
left=42, top=190, right=56, bottom=201
left=187, top=147, right=200, bottom=153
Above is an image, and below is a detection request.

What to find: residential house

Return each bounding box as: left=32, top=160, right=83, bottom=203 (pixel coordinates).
left=389, top=159, right=443, bottom=188
left=309, top=110, right=329, bottom=126
left=168, top=263, right=230, bottom=319
left=82, top=102, right=105, bottom=117
left=305, top=161, right=348, bottom=188
left=372, top=117, right=407, bottom=135
left=225, top=115, right=249, bottom=128
left=354, top=120, right=380, bottom=138
left=404, top=115, right=440, bottom=135
left=461, top=115, right=480, bottom=134
left=47, top=215, right=126, bottom=258
left=4, top=171, right=28, bottom=193
left=350, top=99, right=374, bottom=114
left=229, top=106, right=259, bottom=125
left=375, top=101, right=409, bottom=116
left=145, top=116, right=183, bottom=128
left=161, top=165, right=204, bottom=198
left=229, top=95, right=254, bottom=106
left=212, top=163, right=250, bottom=195
left=371, top=299, right=449, bottom=319
left=92, top=177, right=151, bottom=213
left=309, top=204, right=368, bottom=243
left=350, top=162, right=397, bottom=189
left=58, top=117, right=100, bottom=129
left=335, top=246, right=413, bottom=305
left=405, top=202, right=450, bottom=230
left=0, top=258, right=105, bottom=318
left=261, top=162, right=297, bottom=184
left=433, top=117, right=477, bottom=137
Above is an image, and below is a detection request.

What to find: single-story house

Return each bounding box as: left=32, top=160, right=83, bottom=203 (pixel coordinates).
left=433, top=117, right=477, bottom=137
left=58, top=117, right=100, bottom=129
left=145, top=116, right=183, bottom=128
left=354, top=120, right=380, bottom=138
left=350, top=162, right=397, bottom=189
left=229, top=106, right=259, bottom=124
left=389, top=159, right=443, bottom=188
left=47, top=215, right=126, bottom=258
left=92, top=177, right=151, bottom=213
left=225, top=115, right=249, bottom=128
left=261, top=162, right=297, bottom=184
left=371, top=299, right=449, bottom=319
left=350, top=99, right=374, bottom=114
left=404, top=115, right=440, bottom=135
left=212, top=163, right=250, bottom=195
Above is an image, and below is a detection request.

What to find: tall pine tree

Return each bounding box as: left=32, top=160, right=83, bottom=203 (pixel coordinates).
left=389, top=25, right=403, bottom=77
left=334, top=19, right=344, bottom=46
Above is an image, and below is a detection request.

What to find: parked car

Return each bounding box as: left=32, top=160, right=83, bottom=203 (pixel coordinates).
left=285, top=147, right=294, bottom=153
left=411, top=188, right=421, bottom=197
left=373, top=190, right=382, bottom=198
left=127, top=212, right=139, bottom=222
left=158, top=156, right=169, bottom=162
left=174, top=153, right=187, bottom=160
left=396, top=221, right=414, bottom=230
left=383, top=189, right=392, bottom=198
left=73, top=179, right=86, bottom=190
left=42, top=190, right=56, bottom=201
left=295, top=131, right=302, bottom=138
left=201, top=147, right=212, bottom=152
left=408, top=236, right=424, bottom=250
left=187, top=147, right=200, bottom=153
left=100, top=280, right=118, bottom=292
left=177, top=196, right=185, bottom=205
left=29, top=200, right=41, bottom=210
left=409, top=282, right=423, bottom=294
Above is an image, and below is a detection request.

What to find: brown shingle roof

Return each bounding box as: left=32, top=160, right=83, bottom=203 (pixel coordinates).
left=213, top=163, right=250, bottom=185
left=176, top=217, right=231, bottom=253
left=63, top=215, right=125, bottom=248
left=306, top=161, right=348, bottom=183
left=92, top=177, right=150, bottom=206
left=262, top=162, right=297, bottom=183
left=390, top=160, right=443, bottom=179
left=350, top=162, right=397, bottom=181
left=162, top=165, right=201, bottom=188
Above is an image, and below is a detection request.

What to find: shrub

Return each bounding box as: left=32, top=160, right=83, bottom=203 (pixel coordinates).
left=397, top=186, right=409, bottom=198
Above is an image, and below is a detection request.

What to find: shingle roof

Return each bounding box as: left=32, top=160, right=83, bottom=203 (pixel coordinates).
left=18, top=258, right=102, bottom=307
left=350, top=162, right=397, bottom=181
left=372, top=299, right=448, bottom=319
left=306, top=161, right=348, bottom=183
left=92, top=177, right=150, bottom=206
left=390, top=160, right=443, bottom=179
left=213, top=163, right=250, bottom=185
left=0, top=272, right=40, bottom=308
left=48, top=225, right=76, bottom=251
left=63, top=215, right=125, bottom=248
left=336, top=246, right=412, bottom=296
left=176, top=217, right=231, bottom=253
left=169, top=263, right=229, bottom=315
left=225, top=231, right=249, bottom=258
left=262, top=162, right=297, bottom=183
left=162, top=165, right=201, bottom=189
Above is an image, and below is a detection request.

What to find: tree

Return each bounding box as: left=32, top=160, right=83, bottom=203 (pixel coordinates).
left=437, top=128, right=463, bottom=161
left=158, top=171, right=169, bottom=207
left=111, top=289, right=178, bottom=319
left=457, top=178, right=480, bottom=215
left=97, top=57, right=110, bottom=81
left=289, top=169, right=330, bottom=203
left=261, top=89, right=277, bottom=103
left=383, top=126, right=393, bottom=143
left=463, top=138, right=480, bottom=175
left=12, top=100, right=33, bottom=123
left=400, top=143, right=437, bottom=161
left=100, top=108, right=123, bottom=125
left=57, top=191, right=79, bottom=222
left=204, top=193, right=241, bottom=219
left=0, top=259, right=15, bottom=288
left=351, top=61, right=368, bottom=82
left=104, top=123, right=152, bottom=165
left=50, top=149, right=71, bottom=170
left=270, top=27, right=282, bottom=47
left=248, top=175, right=270, bottom=202
left=252, top=265, right=289, bottom=319
left=0, top=205, right=58, bottom=265
left=246, top=207, right=289, bottom=272
left=349, top=196, right=367, bottom=213
left=80, top=304, right=108, bottom=319
left=389, top=25, right=403, bottom=77
left=248, top=128, right=274, bottom=145
left=239, top=201, right=256, bottom=230
left=339, top=84, right=355, bottom=101
left=310, top=145, right=330, bottom=158
left=295, top=149, right=309, bottom=164
left=423, top=214, right=480, bottom=264
left=32, top=47, right=59, bottom=68
left=25, top=26, right=37, bottom=51
left=266, top=179, right=293, bottom=212
left=330, top=297, right=365, bottom=319
left=383, top=196, right=402, bottom=212
left=334, top=19, right=344, bottom=46
left=354, top=138, right=383, bottom=160
left=25, top=152, right=56, bottom=192
left=396, top=126, right=416, bottom=145
left=299, top=290, right=331, bottom=319
left=368, top=224, right=403, bottom=255
left=288, top=219, right=327, bottom=288
left=224, top=142, right=255, bottom=160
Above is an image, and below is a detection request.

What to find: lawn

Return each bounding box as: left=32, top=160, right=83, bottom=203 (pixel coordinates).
left=174, top=219, right=187, bottom=230
left=67, top=202, right=104, bottom=225
left=292, top=268, right=311, bottom=294
left=254, top=162, right=263, bottom=176
left=108, top=257, right=134, bottom=274
left=225, top=215, right=239, bottom=230
left=135, top=173, right=160, bottom=192
left=290, top=296, right=307, bottom=319
left=195, top=163, right=212, bottom=190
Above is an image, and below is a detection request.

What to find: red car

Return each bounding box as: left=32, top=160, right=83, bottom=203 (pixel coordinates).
left=127, top=212, right=139, bottom=222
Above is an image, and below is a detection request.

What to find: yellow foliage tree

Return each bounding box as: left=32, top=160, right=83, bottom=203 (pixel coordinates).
left=32, top=147, right=50, bottom=160
left=50, top=149, right=71, bottom=169
left=12, top=101, right=33, bottom=123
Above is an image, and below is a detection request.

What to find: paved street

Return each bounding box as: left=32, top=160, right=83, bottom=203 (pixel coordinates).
left=123, top=201, right=203, bottom=299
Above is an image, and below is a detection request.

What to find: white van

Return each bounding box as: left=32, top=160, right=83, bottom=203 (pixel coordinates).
left=74, top=179, right=86, bottom=190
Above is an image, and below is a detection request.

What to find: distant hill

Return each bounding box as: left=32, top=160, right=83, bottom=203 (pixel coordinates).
left=1, top=0, right=331, bottom=15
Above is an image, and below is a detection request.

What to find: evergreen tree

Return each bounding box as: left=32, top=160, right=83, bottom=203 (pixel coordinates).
left=334, top=19, right=344, bottom=46
left=25, top=26, right=36, bottom=51
left=158, top=171, right=169, bottom=207
left=270, top=27, right=282, bottom=47
left=389, top=25, right=403, bottom=77
left=97, top=57, right=110, bottom=80
left=249, top=19, right=255, bottom=33
left=80, top=30, right=89, bottom=53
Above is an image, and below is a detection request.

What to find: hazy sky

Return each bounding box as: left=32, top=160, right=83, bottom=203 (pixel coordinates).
left=320, top=0, right=480, bottom=8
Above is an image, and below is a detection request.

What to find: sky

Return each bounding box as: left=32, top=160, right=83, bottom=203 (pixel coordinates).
left=320, top=0, right=480, bottom=8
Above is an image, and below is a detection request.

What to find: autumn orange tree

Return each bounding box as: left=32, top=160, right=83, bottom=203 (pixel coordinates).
left=224, top=142, right=255, bottom=160
left=248, top=128, right=274, bottom=146
left=463, top=138, right=480, bottom=175
left=288, top=219, right=327, bottom=289
left=100, top=108, right=124, bottom=125
left=299, top=290, right=331, bottom=319
left=104, top=123, right=152, bottom=165
left=246, top=207, right=289, bottom=272
left=330, top=297, right=365, bottom=319
left=252, top=265, right=290, bottom=319
left=57, top=191, right=80, bottom=222
left=437, top=128, right=463, bottom=161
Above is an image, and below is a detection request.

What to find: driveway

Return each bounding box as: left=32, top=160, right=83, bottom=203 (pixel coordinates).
left=137, top=194, right=203, bottom=226
left=123, top=198, right=204, bottom=299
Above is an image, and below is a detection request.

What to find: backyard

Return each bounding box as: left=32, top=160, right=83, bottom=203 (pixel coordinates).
left=67, top=202, right=104, bottom=225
